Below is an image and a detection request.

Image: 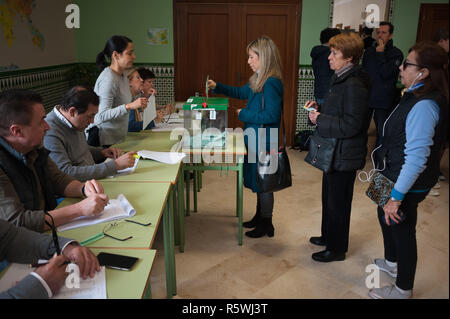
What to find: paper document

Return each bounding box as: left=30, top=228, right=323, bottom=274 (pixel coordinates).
left=151, top=122, right=184, bottom=132
left=0, top=263, right=107, bottom=299
left=105, top=157, right=139, bottom=177
left=138, top=150, right=185, bottom=164
left=143, top=94, right=157, bottom=129
left=57, top=194, right=136, bottom=231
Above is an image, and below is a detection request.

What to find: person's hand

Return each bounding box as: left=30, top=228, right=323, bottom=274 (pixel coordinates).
left=236, top=109, right=242, bottom=116
left=83, top=179, right=105, bottom=196
left=376, top=39, right=386, bottom=52
left=382, top=199, right=402, bottom=226
left=62, top=244, right=101, bottom=279
left=308, top=110, right=320, bottom=125
left=165, top=103, right=174, bottom=114
left=114, top=151, right=137, bottom=170
left=101, top=147, right=122, bottom=159
left=34, top=253, right=69, bottom=296
left=126, top=97, right=148, bottom=110
left=304, top=100, right=318, bottom=111
left=207, top=79, right=216, bottom=90
left=77, top=194, right=109, bottom=217
left=155, top=110, right=165, bottom=122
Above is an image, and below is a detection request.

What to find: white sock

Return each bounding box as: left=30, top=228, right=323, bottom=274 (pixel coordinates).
left=385, top=260, right=397, bottom=268
left=395, top=285, right=411, bottom=294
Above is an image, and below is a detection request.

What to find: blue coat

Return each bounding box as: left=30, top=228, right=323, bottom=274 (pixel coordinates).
left=214, top=77, right=283, bottom=193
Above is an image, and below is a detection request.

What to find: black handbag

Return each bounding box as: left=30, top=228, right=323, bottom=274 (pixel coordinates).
left=255, top=91, right=292, bottom=193
left=304, top=130, right=337, bottom=173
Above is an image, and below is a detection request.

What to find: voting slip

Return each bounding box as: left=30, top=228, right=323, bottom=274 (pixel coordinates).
left=137, top=150, right=186, bottom=164
left=57, top=194, right=136, bottom=232
left=143, top=94, right=157, bottom=129
left=105, top=157, right=139, bottom=177
left=0, top=264, right=107, bottom=299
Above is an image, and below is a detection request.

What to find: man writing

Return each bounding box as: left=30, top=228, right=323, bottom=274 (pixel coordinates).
left=0, top=89, right=108, bottom=232
left=43, top=86, right=136, bottom=181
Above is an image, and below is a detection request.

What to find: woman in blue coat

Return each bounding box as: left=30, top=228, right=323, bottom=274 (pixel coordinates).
left=208, top=36, right=283, bottom=238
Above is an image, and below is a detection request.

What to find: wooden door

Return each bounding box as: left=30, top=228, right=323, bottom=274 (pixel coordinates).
left=174, top=0, right=301, bottom=145
left=416, top=4, right=449, bottom=43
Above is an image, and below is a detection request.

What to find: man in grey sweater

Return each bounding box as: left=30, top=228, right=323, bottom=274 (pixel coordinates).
left=0, top=219, right=100, bottom=299
left=44, top=86, right=136, bottom=182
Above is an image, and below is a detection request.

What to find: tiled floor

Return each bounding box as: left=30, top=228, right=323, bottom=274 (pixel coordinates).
left=149, top=149, right=449, bottom=299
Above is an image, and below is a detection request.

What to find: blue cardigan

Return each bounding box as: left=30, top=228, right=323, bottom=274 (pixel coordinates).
left=214, top=77, right=283, bottom=193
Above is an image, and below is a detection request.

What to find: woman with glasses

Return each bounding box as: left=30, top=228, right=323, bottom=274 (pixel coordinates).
left=305, top=32, right=370, bottom=262
left=368, top=42, right=448, bottom=299
left=208, top=36, right=283, bottom=238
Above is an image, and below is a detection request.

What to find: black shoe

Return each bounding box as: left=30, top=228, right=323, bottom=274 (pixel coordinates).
left=309, top=236, right=326, bottom=246
left=243, top=211, right=261, bottom=228
left=312, top=250, right=345, bottom=262
left=245, top=218, right=274, bottom=238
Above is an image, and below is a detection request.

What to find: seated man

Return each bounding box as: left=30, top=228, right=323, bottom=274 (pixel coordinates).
left=0, top=89, right=109, bottom=232
left=43, top=86, right=136, bottom=181
left=0, top=219, right=100, bottom=299
left=128, top=67, right=173, bottom=132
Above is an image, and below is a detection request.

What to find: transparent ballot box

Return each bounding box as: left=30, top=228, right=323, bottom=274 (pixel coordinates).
left=183, top=97, right=228, bottom=148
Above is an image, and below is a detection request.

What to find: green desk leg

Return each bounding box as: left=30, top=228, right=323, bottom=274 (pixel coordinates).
left=168, top=188, right=177, bottom=296
left=178, top=164, right=185, bottom=253
left=163, top=190, right=177, bottom=298
left=193, top=165, right=198, bottom=213
left=185, top=167, right=190, bottom=216
left=174, top=183, right=180, bottom=246
left=237, top=161, right=243, bottom=246
left=144, top=282, right=152, bottom=299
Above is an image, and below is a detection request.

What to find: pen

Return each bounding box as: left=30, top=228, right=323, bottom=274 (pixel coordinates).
left=30, top=261, right=72, bottom=268
left=133, top=154, right=140, bottom=159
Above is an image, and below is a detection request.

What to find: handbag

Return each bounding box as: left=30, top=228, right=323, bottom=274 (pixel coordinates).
left=304, top=130, right=337, bottom=173
left=255, top=91, right=292, bottom=193
left=365, top=171, right=395, bottom=208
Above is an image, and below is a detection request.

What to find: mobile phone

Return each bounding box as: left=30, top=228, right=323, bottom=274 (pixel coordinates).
left=97, top=252, right=138, bottom=271
left=382, top=210, right=406, bottom=226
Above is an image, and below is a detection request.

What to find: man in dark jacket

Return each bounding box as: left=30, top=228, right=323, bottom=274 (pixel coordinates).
left=362, top=21, right=403, bottom=148
left=311, top=28, right=341, bottom=106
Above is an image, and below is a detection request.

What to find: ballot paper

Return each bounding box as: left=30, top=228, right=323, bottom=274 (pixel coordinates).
left=143, top=94, right=157, bottom=129
left=105, top=157, right=139, bottom=177
left=0, top=263, right=107, bottom=299
left=57, top=194, right=136, bottom=232
left=137, top=150, right=186, bottom=164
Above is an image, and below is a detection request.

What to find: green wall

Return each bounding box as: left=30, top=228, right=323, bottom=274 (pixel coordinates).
left=393, top=0, right=449, bottom=59
left=74, top=0, right=173, bottom=64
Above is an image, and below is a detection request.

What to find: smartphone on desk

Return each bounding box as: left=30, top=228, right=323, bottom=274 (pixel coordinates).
left=97, top=252, right=138, bottom=271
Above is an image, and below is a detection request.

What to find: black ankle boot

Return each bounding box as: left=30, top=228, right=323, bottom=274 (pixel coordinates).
left=245, top=217, right=274, bottom=238
left=243, top=210, right=260, bottom=228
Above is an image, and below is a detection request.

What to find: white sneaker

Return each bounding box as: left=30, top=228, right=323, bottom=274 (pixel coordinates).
left=433, top=183, right=441, bottom=189
left=439, top=175, right=446, bottom=181
left=369, top=285, right=412, bottom=299
left=374, top=258, right=397, bottom=278
left=428, top=189, right=440, bottom=196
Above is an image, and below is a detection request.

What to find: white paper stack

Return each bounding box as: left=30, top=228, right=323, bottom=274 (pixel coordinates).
left=137, top=150, right=186, bottom=164
left=57, top=194, right=136, bottom=232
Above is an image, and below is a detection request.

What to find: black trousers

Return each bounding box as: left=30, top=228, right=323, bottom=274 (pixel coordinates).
left=368, top=108, right=392, bottom=147
left=320, top=170, right=356, bottom=253
left=377, top=191, right=428, bottom=290
left=257, top=192, right=274, bottom=218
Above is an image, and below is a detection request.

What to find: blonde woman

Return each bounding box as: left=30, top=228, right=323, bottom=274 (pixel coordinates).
left=208, top=36, right=283, bottom=238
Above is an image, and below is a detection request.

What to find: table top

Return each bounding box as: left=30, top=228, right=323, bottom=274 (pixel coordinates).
left=90, top=248, right=157, bottom=299
left=57, top=182, right=171, bottom=249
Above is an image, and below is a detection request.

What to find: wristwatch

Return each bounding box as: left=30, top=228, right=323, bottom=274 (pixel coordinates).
left=390, top=197, right=402, bottom=203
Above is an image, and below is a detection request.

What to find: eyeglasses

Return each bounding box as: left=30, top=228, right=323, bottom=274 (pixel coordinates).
left=402, top=60, right=423, bottom=70
left=44, top=211, right=61, bottom=255
left=102, top=219, right=152, bottom=242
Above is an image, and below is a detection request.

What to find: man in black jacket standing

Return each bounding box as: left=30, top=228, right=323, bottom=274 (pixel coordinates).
left=362, top=22, right=403, bottom=148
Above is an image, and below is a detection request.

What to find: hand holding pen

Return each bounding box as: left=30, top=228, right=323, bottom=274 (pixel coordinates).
left=114, top=151, right=138, bottom=170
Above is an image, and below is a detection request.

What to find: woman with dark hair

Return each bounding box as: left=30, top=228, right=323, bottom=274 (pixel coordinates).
left=305, top=32, right=370, bottom=262
left=368, top=42, right=448, bottom=299
left=87, top=36, right=147, bottom=147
